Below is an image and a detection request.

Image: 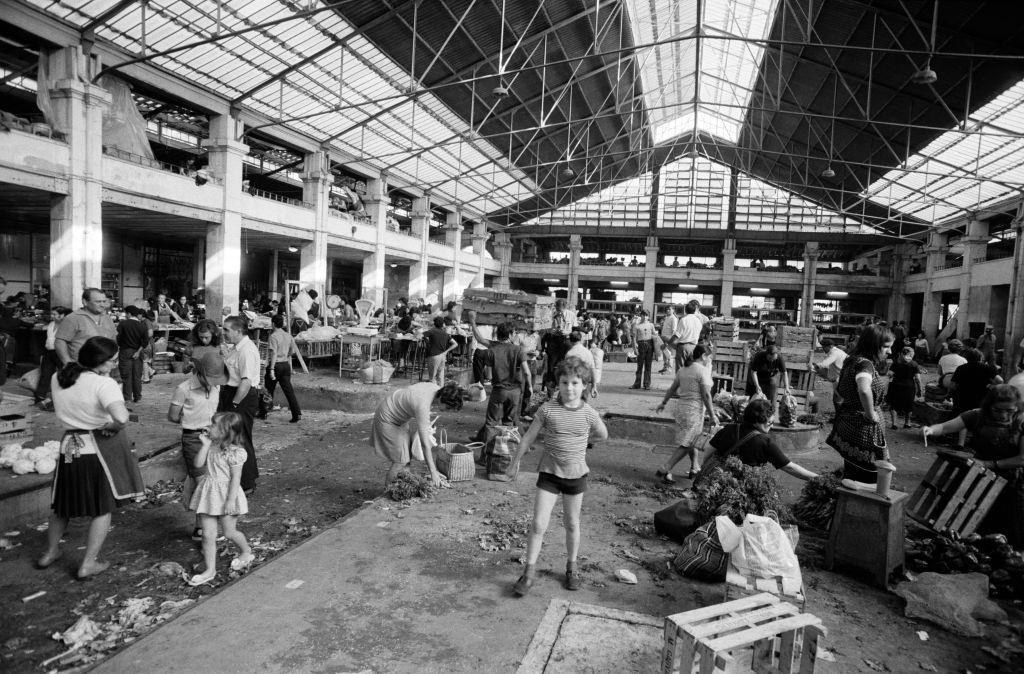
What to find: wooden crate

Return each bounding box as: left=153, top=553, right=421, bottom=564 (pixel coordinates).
left=0, top=428, right=33, bottom=445
left=662, top=593, right=826, bottom=674
left=710, top=319, right=739, bottom=341
left=151, top=352, right=173, bottom=374
left=712, top=341, right=749, bottom=393
left=462, top=288, right=556, bottom=331
left=0, top=414, right=31, bottom=434
left=907, top=452, right=1007, bottom=537
left=0, top=393, right=33, bottom=418
left=779, top=326, right=816, bottom=348
left=724, top=568, right=806, bottom=612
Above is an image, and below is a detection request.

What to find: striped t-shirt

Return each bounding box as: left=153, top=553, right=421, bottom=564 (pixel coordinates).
left=535, top=399, right=601, bottom=479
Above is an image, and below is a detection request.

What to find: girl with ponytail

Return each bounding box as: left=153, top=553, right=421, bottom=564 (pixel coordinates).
left=38, top=336, right=144, bottom=579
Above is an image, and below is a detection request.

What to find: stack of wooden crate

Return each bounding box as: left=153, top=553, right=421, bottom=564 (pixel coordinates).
left=150, top=352, right=174, bottom=374
left=709, top=318, right=739, bottom=341
left=0, top=392, right=34, bottom=445
left=779, top=325, right=816, bottom=349
left=462, top=288, right=556, bottom=331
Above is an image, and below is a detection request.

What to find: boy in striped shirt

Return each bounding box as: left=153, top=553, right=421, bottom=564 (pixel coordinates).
left=512, top=357, right=608, bottom=596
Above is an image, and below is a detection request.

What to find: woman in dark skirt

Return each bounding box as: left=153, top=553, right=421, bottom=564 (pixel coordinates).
left=37, top=336, right=144, bottom=579
left=886, top=346, right=925, bottom=429
left=828, top=324, right=894, bottom=483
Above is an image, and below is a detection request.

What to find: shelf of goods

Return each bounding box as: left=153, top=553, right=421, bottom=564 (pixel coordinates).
left=0, top=393, right=34, bottom=444
left=462, top=288, right=555, bottom=331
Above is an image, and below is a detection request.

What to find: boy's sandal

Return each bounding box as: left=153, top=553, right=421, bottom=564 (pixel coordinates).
left=512, top=574, right=534, bottom=597
left=230, top=553, right=255, bottom=572
left=656, top=470, right=676, bottom=484
left=187, top=570, right=216, bottom=586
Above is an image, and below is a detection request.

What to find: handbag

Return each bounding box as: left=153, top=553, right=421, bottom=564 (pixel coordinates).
left=674, top=519, right=728, bottom=581
left=654, top=497, right=699, bottom=542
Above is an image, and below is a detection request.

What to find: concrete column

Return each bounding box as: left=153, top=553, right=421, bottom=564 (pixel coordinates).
left=920, top=230, right=950, bottom=343
left=494, top=232, right=512, bottom=292
left=268, top=249, right=279, bottom=299
left=201, top=112, right=248, bottom=319
left=720, top=238, right=737, bottom=317
left=801, top=242, right=820, bottom=327
left=299, top=152, right=330, bottom=313
left=443, top=211, right=463, bottom=303
left=470, top=220, right=489, bottom=289
left=643, top=235, right=658, bottom=314
left=361, top=172, right=388, bottom=306
left=887, top=244, right=913, bottom=322
left=193, top=239, right=206, bottom=296
left=1003, top=212, right=1024, bottom=377
left=567, top=234, right=583, bottom=306
left=46, top=47, right=110, bottom=308
left=408, top=193, right=431, bottom=301
left=957, top=215, right=989, bottom=338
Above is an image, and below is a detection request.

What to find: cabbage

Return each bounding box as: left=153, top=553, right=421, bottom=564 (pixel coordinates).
left=0, top=443, right=22, bottom=467
left=34, top=457, right=56, bottom=475
left=11, top=459, right=35, bottom=475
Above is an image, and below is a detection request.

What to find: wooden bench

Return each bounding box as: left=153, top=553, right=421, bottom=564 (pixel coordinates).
left=662, top=593, right=826, bottom=674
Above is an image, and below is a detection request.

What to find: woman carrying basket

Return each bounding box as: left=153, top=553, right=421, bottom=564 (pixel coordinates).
left=655, top=344, right=719, bottom=483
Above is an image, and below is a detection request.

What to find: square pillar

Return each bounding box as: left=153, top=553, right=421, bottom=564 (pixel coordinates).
left=801, top=242, right=820, bottom=327
left=719, top=280, right=734, bottom=318
left=443, top=211, right=463, bottom=303
left=643, top=236, right=658, bottom=314
left=202, top=112, right=248, bottom=319
left=470, top=220, right=489, bottom=289
left=567, top=234, right=583, bottom=306
left=360, top=172, right=389, bottom=306
left=494, top=232, right=512, bottom=292
left=957, top=215, right=989, bottom=337
left=46, top=47, right=110, bottom=308
left=409, top=194, right=431, bottom=301
left=299, top=151, right=332, bottom=300
left=719, top=238, right=738, bottom=317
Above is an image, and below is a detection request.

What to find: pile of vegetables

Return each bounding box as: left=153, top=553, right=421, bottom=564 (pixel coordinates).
left=693, top=456, right=789, bottom=525
left=906, top=532, right=1024, bottom=598
left=384, top=472, right=434, bottom=501
left=792, top=470, right=844, bottom=528
left=0, top=441, right=60, bottom=475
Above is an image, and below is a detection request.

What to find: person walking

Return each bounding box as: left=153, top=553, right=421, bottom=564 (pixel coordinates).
left=827, top=324, right=894, bottom=483
left=54, top=288, right=117, bottom=367
left=34, top=305, right=69, bottom=409
left=115, top=306, right=149, bottom=404
left=423, top=315, right=458, bottom=386
left=659, top=307, right=678, bottom=373
left=630, top=309, right=656, bottom=390
left=474, top=323, right=531, bottom=441
left=655, top=344, right=718, bottom=483
left=258, top=313, right=302, bottom=423
left=886, top=346, right=925, bottom=429
left=219, top=316, right=261, bottom=492
left=976, top=325, right=998, bottom=366
left=37, top=336, right=144, bottom=579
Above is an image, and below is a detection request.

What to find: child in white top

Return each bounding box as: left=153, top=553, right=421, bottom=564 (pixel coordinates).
left=588, top=344, right=604, bottom=398
left=512, top=359, right=608, bottom=596
left=186, top=412, right=254, bottom=586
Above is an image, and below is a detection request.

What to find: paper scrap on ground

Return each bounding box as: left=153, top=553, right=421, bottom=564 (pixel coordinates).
left=285, top=579, right=304, bottom=589
left=916, top=630, right=929, bottom=641
left=615, top=569, right=638, bottom=584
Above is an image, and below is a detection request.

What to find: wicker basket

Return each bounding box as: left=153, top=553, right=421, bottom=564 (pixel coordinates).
left=435, top=431, right=480, bottom=482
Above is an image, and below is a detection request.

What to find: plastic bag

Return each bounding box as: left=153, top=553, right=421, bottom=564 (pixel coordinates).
left=485, top=426, right=522, bottom=482
left=716, top=514, right=802, bottom=588
left=467, top=383, right=486, bottom=402
left=359, top=359, right=394, bottom=384
left=17, top=368, right=40, bottom=392
left=778, top=392, right=799, bottom=427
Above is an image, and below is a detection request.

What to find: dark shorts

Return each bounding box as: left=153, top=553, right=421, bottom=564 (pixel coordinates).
left=537, top=471, right=588, bottom=496
left=181, top=429, right=208, bottom=480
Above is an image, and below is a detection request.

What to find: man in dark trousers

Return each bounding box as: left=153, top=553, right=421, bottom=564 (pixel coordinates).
left=474, top=322, right=532, bottom=441
left=116, top=305, right=150, bottom=403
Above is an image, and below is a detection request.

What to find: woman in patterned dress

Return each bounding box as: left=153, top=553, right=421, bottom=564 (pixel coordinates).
left=827, top=324, right=894, bottom=483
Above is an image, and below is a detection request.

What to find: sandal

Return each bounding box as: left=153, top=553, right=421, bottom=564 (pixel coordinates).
left=656, top=470, right=676, bottom=485
left=512, top=574, right=534, bottom=597
left=688, top=469, right=701, bottom=480
left=187, top=570, right=216, bottom=586
left=230, top=553, right=255, bottom=572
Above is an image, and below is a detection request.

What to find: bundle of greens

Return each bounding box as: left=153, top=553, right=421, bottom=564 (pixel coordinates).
left=792, top=470, right=844, bottom=528
left=693, top=456, right=789, bottom=525
left=384, top=472, right=434, bottom=501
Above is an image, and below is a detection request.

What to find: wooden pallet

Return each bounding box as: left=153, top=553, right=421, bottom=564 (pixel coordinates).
left=663, top=593, right=826, bottom=674
left=724, top=568, right=806, bottom=612
left=907, top=451, right=1007, bottom=537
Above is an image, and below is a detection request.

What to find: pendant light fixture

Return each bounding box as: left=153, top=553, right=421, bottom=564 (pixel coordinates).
left=911, top=2, right=939, bottom=85
left=493, top=0, right=509, bottom=97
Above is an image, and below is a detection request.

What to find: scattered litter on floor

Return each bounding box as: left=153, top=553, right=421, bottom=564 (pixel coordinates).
left=615, top=569, right=638, bottom=584
left=285, top=579, right=304, bottom=589
left=22, top=590, right=46, bottom=603
left=0, top=537, right=19, bottom=550
left=817, top=648, right=837, bottom=662
left=376, top=521, right=390, bottom=528
left=916, top=630, right=929, bottom=641
left=151, top=561, right=186, bottom=577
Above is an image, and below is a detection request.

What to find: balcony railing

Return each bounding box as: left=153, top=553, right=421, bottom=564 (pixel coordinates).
left=974, top=250, right=1014, bottom=263
left=246, top=188, right=313, bottom=209
left=934, top=258, right=964, bottom=271
left=103, top=146, right=222, bottom=184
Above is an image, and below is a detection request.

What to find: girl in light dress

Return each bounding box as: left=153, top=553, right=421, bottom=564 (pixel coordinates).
left=187, top=412, right=254, bottom=586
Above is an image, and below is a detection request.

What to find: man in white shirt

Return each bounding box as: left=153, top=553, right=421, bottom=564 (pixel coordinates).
left=659, top=308, right=678, bottom=373
left=814, top=338, right=847, bottom=382
left=630, top=309, right=657, bottom=389
left=672, top=301, right=703, bottom=369
left=937, top=339, right=967, bottom=390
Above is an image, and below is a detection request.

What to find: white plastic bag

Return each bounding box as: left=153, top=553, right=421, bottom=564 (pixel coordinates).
left=18, top=368, right=40, bottom=392
left=716, top=514, right=802, bottom=588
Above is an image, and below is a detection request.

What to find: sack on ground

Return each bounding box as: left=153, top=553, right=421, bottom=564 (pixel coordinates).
left=653, top=497, right=700, bottom=543
left=674, top=519, right=728, bottom=581
left=717, top=514, right=802, bottom=588
left=359, top=359, right=394, bottom=384
left=778, top=392, right=799, bottom=427
left=485, top=426, right=522, bottom=482
left=467, top=383, right=487, bottom=402
left=17, top=368, right=40, bottom=392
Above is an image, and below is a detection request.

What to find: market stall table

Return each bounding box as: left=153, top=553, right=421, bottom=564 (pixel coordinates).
left=338, top=332, right=385, bottom=377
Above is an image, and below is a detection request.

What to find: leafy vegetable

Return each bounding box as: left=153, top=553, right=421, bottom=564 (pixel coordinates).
left=792, top=470, right=844, bottom=528
left=693, top=456, right=789, bottom=525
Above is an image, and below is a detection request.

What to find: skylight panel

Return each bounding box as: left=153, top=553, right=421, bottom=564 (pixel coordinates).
left=625, top=0, right=778, bottom=145
left=866, top=77, right=1024, bottom=223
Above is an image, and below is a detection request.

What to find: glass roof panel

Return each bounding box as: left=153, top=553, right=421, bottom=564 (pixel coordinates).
left=24, top=0, right=537, bottom=218
left=625, top=0, right=779, bottom=145
left=865, top=77, right=1024, bottom=224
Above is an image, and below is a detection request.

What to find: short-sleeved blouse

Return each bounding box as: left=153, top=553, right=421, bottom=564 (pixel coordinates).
left=674, top=362, right=712, bottom=402
left=51, top=371, right=123, bottom=430
left=835, top=356, right=885, bottom=411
